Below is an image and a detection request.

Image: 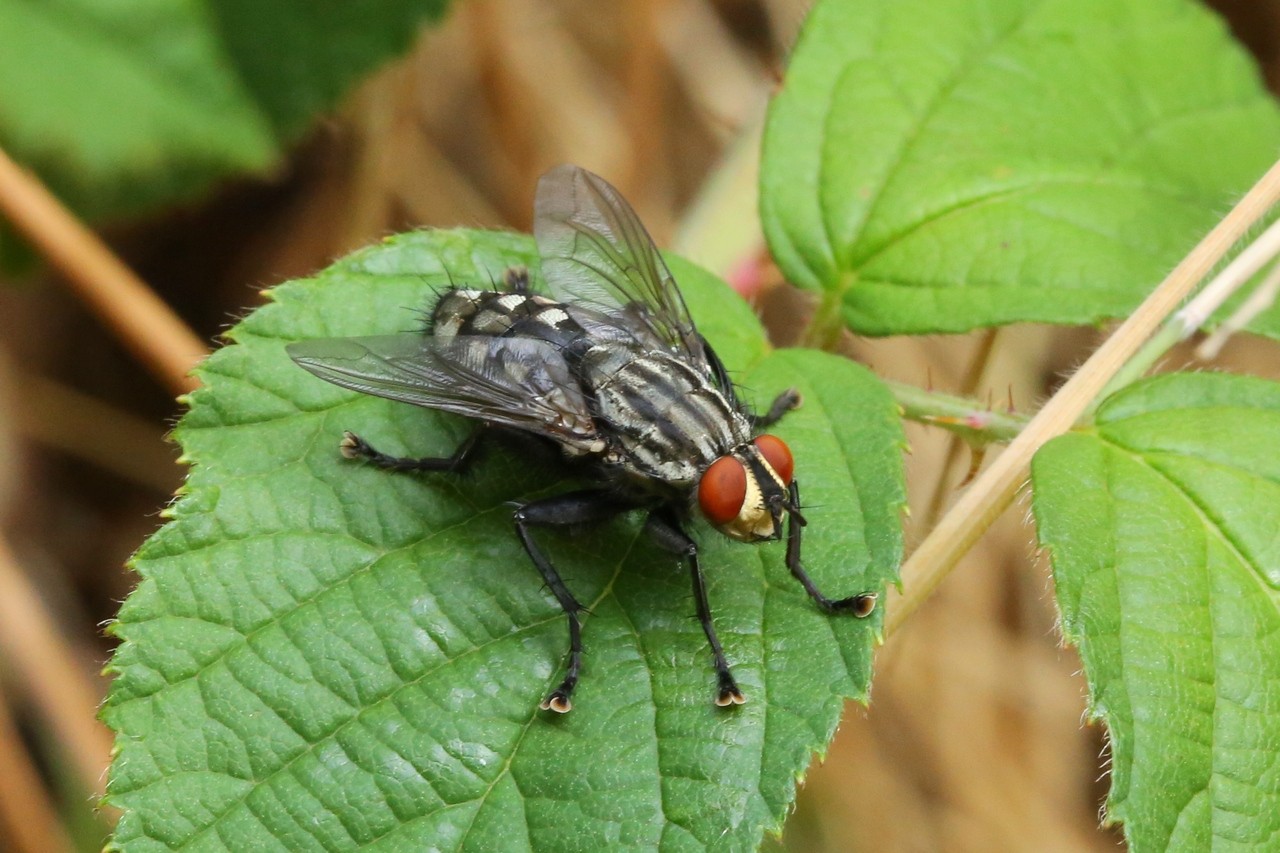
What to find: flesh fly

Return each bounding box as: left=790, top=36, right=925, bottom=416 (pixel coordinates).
left=288, top=165, right=876, bottom=713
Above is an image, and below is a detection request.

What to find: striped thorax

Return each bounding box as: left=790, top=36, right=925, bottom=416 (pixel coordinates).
left=580, top=345, right=750, bottom=485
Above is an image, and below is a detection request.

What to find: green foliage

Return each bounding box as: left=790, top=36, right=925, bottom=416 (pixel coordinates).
left=761, top=0, right=1280, bottom=337
left=0, top=0, right=448, bottom=224
left=1033, top=373, right=1280, bottom=851
left=104, top=231, right=906, bottom=850
left=96, top=0, right=1280, bottom=848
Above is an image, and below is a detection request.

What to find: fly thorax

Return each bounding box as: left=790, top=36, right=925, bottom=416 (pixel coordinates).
left=581, top=346, right=749, bottom=486
left=697, top=435, right=795, bottom=542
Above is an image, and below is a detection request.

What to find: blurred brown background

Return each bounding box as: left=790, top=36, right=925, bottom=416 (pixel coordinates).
left=2, top=1, right=1279, bottom=850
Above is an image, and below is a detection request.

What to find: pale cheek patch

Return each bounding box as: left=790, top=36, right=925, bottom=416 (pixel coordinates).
left=732, top=471, right=775, bottom=539
left=724, top=448, right=785, bottom=540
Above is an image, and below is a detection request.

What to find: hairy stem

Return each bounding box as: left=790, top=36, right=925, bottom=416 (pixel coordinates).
left=1097, top=213, right=1280, bottom=406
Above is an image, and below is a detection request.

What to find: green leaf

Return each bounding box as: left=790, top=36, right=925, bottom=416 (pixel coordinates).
left=761, top=0, right=1280, bottom=337
left=1032, top=373, right=1280, bottom=851
left=0, top=0, right=448, bottom=224
left=103, top=230, right=906, bottom=850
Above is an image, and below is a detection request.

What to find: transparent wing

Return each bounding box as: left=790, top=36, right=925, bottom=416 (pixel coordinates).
left=534, top=164, right=709, bottom=370
left=287, top=334, right=598, bottom=444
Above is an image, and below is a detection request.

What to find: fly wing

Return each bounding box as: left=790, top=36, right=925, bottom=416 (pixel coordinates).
left=287, top=334, right=598, bottom=445
left=534, top=164, right=709, bottom=370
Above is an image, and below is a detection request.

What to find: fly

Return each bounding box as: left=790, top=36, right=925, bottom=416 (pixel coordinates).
left=287, top=165, right=877, bottom=713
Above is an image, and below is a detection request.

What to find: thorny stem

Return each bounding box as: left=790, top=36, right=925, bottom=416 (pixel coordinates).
left=914, top=328, right=1001, bottom=543
left=886, top=154, right=1280, bottom=637
left=887, top=374, right=1028, bottom=445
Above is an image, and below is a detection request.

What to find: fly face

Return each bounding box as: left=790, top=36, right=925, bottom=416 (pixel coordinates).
left=697, top=435, right=794, bottom=542
left=288, top=164, right=877, bottom=713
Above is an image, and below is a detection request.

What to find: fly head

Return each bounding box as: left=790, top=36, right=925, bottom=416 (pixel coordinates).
left=697, top=434, right=796, bottom=542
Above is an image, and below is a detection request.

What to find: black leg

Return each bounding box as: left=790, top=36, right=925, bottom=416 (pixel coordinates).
left=340, top=429, right=484, bottom=474
left=783, top=482, right=877, bottom=617
left=751, top=388, right=802, bottom=430
left=514, top=490, right=639, bottom=713
left=645, top=509, right=744, bottom=707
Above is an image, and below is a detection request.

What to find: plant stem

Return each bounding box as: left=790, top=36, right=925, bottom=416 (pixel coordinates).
left=1175, top=213, right=1280, bottom=332
left=1094, top=210, right=1280, bottom=408
left=1090, top=319, right=1184, bottom=410
left=0, top=681, right=77, bottom=853
left=914, top=329, right=1001, bottom=551
left=885, top=154, right=1280, bottom=637
left=801, top=273, right=855, bottom=351
left=888, top=379, right=1028, bottom=443
left=0, top=146, right=206, bottom=397
left=0, top=536, right=114, bottom=808
left=1197, top=260, right=1280, bottom=359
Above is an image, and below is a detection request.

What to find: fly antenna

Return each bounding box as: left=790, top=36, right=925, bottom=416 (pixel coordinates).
left=774, top=492, right=808, bottom=526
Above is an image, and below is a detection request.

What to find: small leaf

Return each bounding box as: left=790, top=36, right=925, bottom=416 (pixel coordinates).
left=1033, top=372, right=1280, bottom=851
left=104, top=230, right=906, bottom=850
left=761, top=0, right=1280, bottom=336
left=0, top=0, right=448, bottom=225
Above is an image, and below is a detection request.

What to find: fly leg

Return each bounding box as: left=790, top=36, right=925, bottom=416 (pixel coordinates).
left=703, top=331, right=798, bottom=430
left=645, top=509, right=745, bottom=707
left=339, top=429, right=484, bottom=473
left=782, top=482, right=877, bottom=616
left=750, top=388, right=802, bottom=430
left=514, top=490, right=639, bottom=713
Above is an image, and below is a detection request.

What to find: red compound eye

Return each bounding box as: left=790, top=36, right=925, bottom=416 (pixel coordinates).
left=753, top=434, right=794, bottom=484
left=699, top=456, right=747, bottom=525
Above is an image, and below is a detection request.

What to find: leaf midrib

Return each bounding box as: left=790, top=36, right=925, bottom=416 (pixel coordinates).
left=1096, top=434, right=1278, bottom=847
left=822, top=3, right=1036, bottom=276
left=1100, top=436, right=1280, bottom=600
